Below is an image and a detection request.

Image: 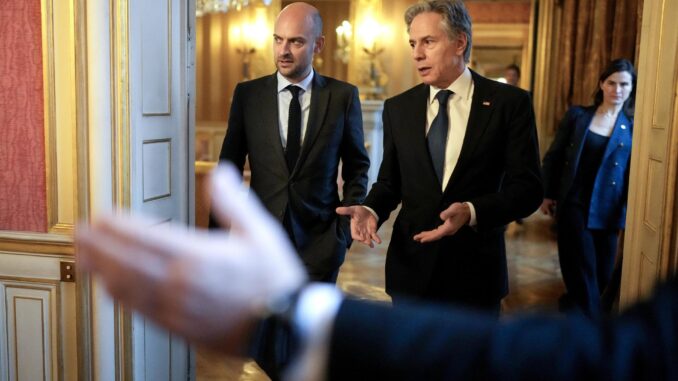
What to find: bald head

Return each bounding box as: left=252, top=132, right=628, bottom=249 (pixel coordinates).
left=273, top=2, right=325, bottom=82
left=276, top=2, right=323, bottom=39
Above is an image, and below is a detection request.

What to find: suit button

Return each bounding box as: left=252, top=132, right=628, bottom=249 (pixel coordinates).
left=621, top=124, right=627, bottom=129
left=614, top=162, right=619, bottom=166
left=565, top=160, right=569, bottom=166
left=619, top=142, right=624, bottom=147
left=611, top=181, right=617, bottom=186
left=569, top=142, right=574, bottom=147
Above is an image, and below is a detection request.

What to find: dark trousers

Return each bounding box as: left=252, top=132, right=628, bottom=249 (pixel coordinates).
left=249, top=270, right=338, bottom=381
left=391, top=293, right=501, bottom=317
left=250, top=271, right=338, bottom=381
left=252, top=209, right=340, bottom=380
left=248, top=319, right=294, bottom=381
left=557, top=202, right=618, bottom=318
left=390, top=255, right=503, bottom=317
left=419, top=245, right=503, bottom=316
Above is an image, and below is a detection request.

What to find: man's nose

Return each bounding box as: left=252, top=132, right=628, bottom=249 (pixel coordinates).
left=412, top=44, right=424, bottom=60
left=277, top=42, right=290, bottom=54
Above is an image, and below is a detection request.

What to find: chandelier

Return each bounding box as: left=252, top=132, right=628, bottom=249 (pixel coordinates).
left=196, top=0, right=272, bottom=17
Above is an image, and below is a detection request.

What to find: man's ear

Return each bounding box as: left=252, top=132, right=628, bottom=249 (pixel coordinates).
left=455, top=33, right=467, bottom=56
left=314, top=35, right=325, bottom=54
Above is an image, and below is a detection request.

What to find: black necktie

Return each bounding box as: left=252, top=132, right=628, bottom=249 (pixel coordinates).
left=286, top=85, right=302, bottom=171
left=428, top=90, right=452, bottom=184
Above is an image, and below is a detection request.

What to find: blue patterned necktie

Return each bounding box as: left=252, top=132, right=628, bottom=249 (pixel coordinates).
left=286, top=85, right=302, bottom=171
left=428, top=90, right=452, bottom=184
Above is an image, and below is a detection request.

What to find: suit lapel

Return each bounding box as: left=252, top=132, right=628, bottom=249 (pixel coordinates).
left=295, top=73, right=330, bottom=175
left=409, top=85, right=440, bottom=188
left=601, top=111, right=631, bottom=163
left=261, top=74, right=288, bottom=173
left=444, top=70, right=494, bottom=193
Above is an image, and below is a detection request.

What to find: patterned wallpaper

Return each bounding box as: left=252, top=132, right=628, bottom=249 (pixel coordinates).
left=0, top=0, right=48, bottom=232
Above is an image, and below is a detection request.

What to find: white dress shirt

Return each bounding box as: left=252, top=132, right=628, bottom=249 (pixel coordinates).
left=277, top=71, right=314, bottom=148
left=364, top=67, right=477, bottom=225
left=428, top=67, right=477, bottom=225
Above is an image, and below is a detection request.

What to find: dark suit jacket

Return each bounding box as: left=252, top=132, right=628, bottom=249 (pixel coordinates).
left=542, top=106, right=633, bottom=229
left=364, top=70, right=542, bottom=301
left=215, top=72, right=369, bottom=279
left=328, top=276, right=678, bottom=381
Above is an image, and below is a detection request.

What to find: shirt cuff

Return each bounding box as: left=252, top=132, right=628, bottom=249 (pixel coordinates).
left=465, top=202, right=477, bottom=227
left=283, top=284, right=343, bottom=381
left=361, top=205, right=379, bottom=222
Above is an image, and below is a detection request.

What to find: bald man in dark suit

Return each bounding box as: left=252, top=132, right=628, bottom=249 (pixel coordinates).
left=212, top=2, right=369, bottom=283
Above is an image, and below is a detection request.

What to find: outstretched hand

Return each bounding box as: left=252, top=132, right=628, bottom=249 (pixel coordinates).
left=413, top=202, right=471, bottom=243
left=335, top=205, right=381, bottom=248
left=76, top=164, right=307, bottom=354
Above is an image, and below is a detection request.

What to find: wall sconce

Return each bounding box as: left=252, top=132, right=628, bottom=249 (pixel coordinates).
left=357, top=17, right=388, bottom=99
left=230, top=25, right=255, bottom=80
left=334, top=20, right=352, bottom=64
left=229, top=8, right=270, bottom=81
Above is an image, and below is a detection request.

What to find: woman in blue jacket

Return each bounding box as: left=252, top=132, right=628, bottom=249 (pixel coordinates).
left=541, top=59, right=636, bottom=317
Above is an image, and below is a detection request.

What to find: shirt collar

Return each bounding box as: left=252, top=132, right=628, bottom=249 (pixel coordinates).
left=277, top=70, right=314, bottom=93
left=429, top=66, right=472, bottom=104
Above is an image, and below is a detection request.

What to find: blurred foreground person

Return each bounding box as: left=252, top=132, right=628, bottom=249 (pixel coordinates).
left=77, top=165, right=678, bottom=381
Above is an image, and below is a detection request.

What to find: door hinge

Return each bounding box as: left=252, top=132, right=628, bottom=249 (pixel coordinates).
left=60, top=261, right=76, bottom=282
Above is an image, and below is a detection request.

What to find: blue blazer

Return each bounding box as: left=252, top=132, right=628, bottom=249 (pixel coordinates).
left=542, top=106, right=633, bottom=229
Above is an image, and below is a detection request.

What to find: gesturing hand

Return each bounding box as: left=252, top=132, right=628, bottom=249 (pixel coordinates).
left=76, top=164, right=307, bottom=354
left=335, top=205, right=381, bottom=248
left=413, top=202, right=471, bottom=243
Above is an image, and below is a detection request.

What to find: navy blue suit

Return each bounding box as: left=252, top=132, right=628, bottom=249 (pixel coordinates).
left=328, top=276, right=678, bottom=381
left=542, top=105, right=633, bottom=316
left=213, top=72, right=369, bottom=281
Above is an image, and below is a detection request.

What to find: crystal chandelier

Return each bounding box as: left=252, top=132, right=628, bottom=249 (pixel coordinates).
left=196, top=0, right=272, bottom=17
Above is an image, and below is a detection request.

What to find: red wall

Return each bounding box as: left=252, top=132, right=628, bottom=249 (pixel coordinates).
left=0, top=0, right=48, bottom=232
